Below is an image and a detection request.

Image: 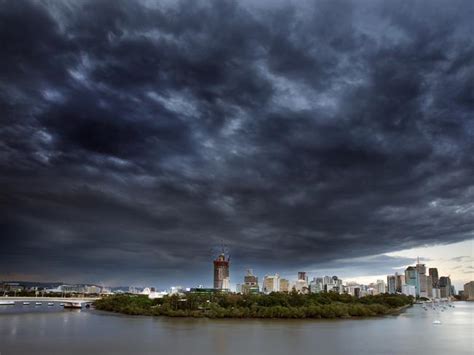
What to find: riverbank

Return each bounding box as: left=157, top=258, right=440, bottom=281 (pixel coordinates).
left=94, top=293, right=413, bottom=319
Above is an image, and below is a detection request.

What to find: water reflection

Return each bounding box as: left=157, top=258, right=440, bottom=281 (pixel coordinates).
left=0, top=302, right=472, bottom=355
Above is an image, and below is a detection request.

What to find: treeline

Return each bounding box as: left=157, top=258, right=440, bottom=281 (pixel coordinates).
left=94, top=292, right=413, bottom=319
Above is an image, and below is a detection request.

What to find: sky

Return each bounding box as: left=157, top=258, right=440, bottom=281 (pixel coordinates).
left=1, top=0, right=473, bottom=289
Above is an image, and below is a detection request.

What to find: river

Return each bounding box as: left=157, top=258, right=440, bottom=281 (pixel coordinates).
left=0, top=301, right=472, bottom=354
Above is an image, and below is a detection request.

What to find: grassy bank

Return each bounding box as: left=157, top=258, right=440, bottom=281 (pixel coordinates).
left=94, top=292, right=413, bottom=319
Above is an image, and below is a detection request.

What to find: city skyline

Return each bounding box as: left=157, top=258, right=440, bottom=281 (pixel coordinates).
left=1, top=1, right=473, bottom=289
left=1, top=245, right=470, bottom=293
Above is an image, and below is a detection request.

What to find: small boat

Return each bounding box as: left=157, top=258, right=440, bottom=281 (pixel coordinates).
left=433, top=320, right=442, bottom=325
left=0, top=301, right=15, bottom=305
left=35, top=302, right=42, bottom=305
left=63, top=301, right=82, bottom=309
left=23, top=302, right=30, bottom=305
left=60, top=303, right=64, bottom=306
left=47, top=302, right=54, bottom=306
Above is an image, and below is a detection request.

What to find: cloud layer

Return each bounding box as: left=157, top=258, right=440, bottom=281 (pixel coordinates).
left=1, top=0, right=473, bottom=286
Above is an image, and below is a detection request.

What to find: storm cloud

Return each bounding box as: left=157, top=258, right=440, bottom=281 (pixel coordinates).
left=1, top=0, right=473, bottom=286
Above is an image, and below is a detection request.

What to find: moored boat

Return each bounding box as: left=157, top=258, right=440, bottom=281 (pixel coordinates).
left=23, top=302, right=30, bottom=305
left=35, top=302, right=42, bottom=305
left=63, top=301, right=82, bottom=309
left=0, top=301, right=15, bottom=305
left=48, top=302, right=54, bottom=306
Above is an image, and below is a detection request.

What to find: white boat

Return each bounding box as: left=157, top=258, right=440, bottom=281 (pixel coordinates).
left=35, top=302, right=42, bottom=305
left=60, top=303, right=64, bottom=306
left=433, top=320, right=442, bottom=325
left=47, top=302, right=54, bottom=306
left=0, top=301, right=15, bottom=305
left=23, top=302, right=30, bottom=305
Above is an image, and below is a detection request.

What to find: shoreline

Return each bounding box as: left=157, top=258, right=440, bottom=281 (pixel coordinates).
left=93, top=307, right=412, bottom=321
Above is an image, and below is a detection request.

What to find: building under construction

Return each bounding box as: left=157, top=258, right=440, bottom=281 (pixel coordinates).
left=213, top=252, right=230, bottom=290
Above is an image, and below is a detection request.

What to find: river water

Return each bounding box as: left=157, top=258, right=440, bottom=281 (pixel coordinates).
left=0, top=301, right=472, bottom=354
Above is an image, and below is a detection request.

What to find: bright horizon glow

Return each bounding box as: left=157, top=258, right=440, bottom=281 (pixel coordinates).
left=343, top=240, right=473, bottom=290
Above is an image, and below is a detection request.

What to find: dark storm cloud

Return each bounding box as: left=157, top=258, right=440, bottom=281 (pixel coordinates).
left=0, top=0, right=473, bottom=286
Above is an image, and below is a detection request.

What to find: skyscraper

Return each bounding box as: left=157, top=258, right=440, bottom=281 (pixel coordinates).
left=310, top=277, right=323, bottom=293
left=213, top=252, right=230, bottom=290
left=242, top=269, right=259, bottom=294
left=395, top=273, right=405, bottom=293
left=429, top=268, right=439, bottom=288
left=376, top=280, right=386, bottom=294
left=439, top=276, right=452, bottom=298
left=387, top=275, right=397, bottom=294
left=298, top=272, right=308, bottom=282
left=405, top=266, right=417, bottom=293
left=427, top=275, right=433, bottom=298
left=463, top=281, right=474, bottom=301
left=263, top=274, right=280, bottom=294
left=416, top=261, right=427, bottom=297
left=279, top=279, right=289, bottom=292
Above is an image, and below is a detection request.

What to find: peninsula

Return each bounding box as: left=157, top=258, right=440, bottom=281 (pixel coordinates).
left=94, top=292, right=413, bottom=319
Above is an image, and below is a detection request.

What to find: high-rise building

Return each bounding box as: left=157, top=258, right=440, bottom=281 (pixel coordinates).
left=293, top=272, right=309, bottom=293
left=395, top=273, right=405, bottom=293
left=294, top=280, right=309, bottom=293
left=279, top=279, right=289, bottom=292
left=310, top=277, right=323, bottom=293
left=405, top=262, right=428, bottom=297
left=323, top=276, right=332, bottom=286
left=376, top=280, right=385, bottom=294
left=426, top=275, right=433, bottom=298
left=298, top=272, right=308, bottom=282
left=387, top=275, right=397, bottom=294
left=242, top=269, right=259, bottom=294
left=463, top=281, right=474, bottom=300
left=405, top=266, right=417, bottom=293
left=429, top=268, right=439, bottom=287
left=213, top=252, right=230, bottom=290
left=263, top=274, right=280, bottom=294
left=416, top=262, right=427, bottom=297
left=439, top=276, right=452, bottom=298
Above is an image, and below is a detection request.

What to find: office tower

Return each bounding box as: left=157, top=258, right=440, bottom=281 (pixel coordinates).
left=439, top=276, right=452, bottom=298
left=298, top=272, right=308, bottom=282
left=323, top=276, right=332, bottom=286
left=429, top=268, right=439, bottom=287
left=310, top=277, right=323, bottom=293
left=395, top=273, right=405, bottom=293
left=376, top=280, right=385, bottom=294
left=387, top=275, right=397, bottom=294
left=463, top=281, right=474, bottom=300
left=426, top=276, right=433, bottom=298
left=263, top=274, right=280, bottom=294
left=405, top=266, right=417, bottom=290
left=416, top=261, right=427, bottom=297
left=279, top=279, right=289, bottom=292
left=213, top=252, right=230, bottom=290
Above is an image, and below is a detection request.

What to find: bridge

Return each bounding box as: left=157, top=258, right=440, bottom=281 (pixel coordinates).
left=0, top=296, right=100, bottom=304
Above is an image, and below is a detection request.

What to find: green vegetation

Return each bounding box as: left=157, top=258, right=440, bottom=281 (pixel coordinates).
left=94, top=292, right=413, bottom=319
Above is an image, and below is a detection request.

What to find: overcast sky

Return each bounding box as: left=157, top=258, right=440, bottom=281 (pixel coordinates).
left=1, top=0, right=473, bottom=288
